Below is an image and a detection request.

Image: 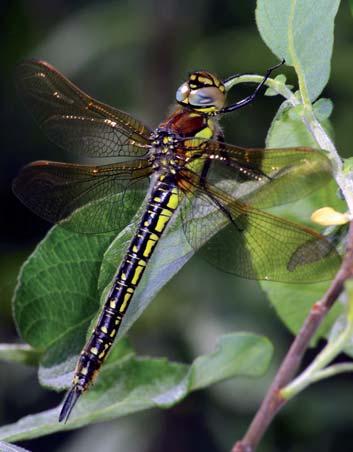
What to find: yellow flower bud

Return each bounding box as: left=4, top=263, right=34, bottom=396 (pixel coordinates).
left=311, top=207, right=350, bottom=226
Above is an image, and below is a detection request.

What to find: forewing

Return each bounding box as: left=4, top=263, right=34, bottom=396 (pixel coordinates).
left=183, top=138, right=333, bottom=208
left=13, top=160, right=152, bottom=233
left=179, top=169, right=340, bottom=282
left=16, top=60, right=152, bottom=158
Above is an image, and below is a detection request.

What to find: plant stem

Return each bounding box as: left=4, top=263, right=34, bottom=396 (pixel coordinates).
left=287, top=0, right=312, bottom=108
left=232, top=220, right=353, bottom=452
left=281, top=291, right=353, bottom=399
left=310, top=362, right=353, bottom=382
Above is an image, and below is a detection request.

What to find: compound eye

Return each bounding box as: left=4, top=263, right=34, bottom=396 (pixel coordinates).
left=176, top=82, right=190, bottom=102
left=189, top=90, right=213, bottom=106
left=188, top=86, right=225, bottom=108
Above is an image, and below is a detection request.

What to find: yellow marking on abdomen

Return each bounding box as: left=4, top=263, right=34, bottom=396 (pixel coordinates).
left=143, top=233, right=159, bottom=257
left=131, top=261, right=146, bottom=285
left=80, top=367, right=88, bottom=376
left=119, top=291, right=132, bottom=313
left=167, top=189, right=179, bottom=210
left=154, top=208, right=172, bottom=232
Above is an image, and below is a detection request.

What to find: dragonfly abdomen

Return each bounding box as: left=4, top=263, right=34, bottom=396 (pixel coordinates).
left=59, top=174, right=179, bottom=422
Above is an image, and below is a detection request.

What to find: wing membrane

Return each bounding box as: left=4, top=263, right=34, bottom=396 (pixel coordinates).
left=16, top=60, right=152, bottom=158
left=179, top=168, right=340, bottom=282
left=183, top=138, right=333, bottom=208
left=13, top=160, right=152, bottom=233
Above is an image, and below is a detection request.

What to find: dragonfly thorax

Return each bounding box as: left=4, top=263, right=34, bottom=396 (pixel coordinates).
left=149, top=129, right=184, bottom=174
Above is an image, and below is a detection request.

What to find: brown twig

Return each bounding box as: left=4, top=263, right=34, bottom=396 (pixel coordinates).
left=232, top=220, right=353, bottom=452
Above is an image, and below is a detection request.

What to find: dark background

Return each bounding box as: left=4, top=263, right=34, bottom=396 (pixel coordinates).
left=1, top=1, right=353, bottom=451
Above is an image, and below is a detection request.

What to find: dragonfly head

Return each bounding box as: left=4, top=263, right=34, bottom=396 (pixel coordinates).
left=176, top=71, right=226, bottom=114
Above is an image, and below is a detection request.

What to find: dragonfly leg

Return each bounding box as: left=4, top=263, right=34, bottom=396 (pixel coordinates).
left=204, top=186, right=245, bottom=232
left=220, top=59, right=285, bottom=114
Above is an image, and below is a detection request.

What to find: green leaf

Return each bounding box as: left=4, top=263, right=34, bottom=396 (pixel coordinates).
left=262, top=101, right=344, bottom=339
left=264, top=74, right=293, bottom=97
left=188, top=333, right=273, bottom=391
left=13, top=225, right=117, bottom=389
left=343, top=157, right=353, bottom=175
left=265, top=100, right=334, bottom=149
left=14, top=226, right=115, bottom=348
left=0, top=344, right=41, bottom=366
left=313, top=98, right=334, bottom=121
left=256, top=0, right=340, bottom=101
left=0, top=333, right=272, bottom=441
left=262, top=280, right=342, bottom=340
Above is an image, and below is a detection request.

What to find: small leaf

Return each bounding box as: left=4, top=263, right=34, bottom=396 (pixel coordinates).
left=274, top=74, right=287, bottom=84
left=265, top=74, right=292, bottom=96
left=266, top=102, right=319, bottom=148
left=256, top=0, right=340, bottom=101
left=0, top=333, right=272, bottom=441
left=264, top=75, right=286, bottom=97
left=343, top=157, right=353, bottom=175
left=313, top=98, right=334, bottom=121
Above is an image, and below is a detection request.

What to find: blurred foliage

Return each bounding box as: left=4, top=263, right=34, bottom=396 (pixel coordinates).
left=0, top=335, right=272, bottom=440
left=1, top=0, right=353, bottom=451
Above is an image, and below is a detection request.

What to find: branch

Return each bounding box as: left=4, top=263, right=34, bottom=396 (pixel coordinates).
left=232, top=220, right=353, bottom=452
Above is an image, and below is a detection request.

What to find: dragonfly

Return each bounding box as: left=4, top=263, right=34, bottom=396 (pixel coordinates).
left=13, top=59, right=340, bottom=423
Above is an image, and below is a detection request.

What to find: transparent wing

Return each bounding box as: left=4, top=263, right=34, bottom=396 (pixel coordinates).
left=16, top=60, right=152, bottom=158
left=182, top=138, right=333, bottom=208
left=179, top=168, right=340, bottom=282
left=13, top=159, right=152, bottom=233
